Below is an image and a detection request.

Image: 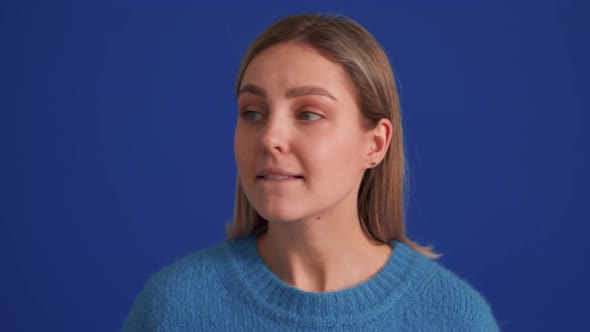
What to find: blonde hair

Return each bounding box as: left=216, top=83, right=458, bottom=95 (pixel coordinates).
left=226, top=13, right=440, bottom=259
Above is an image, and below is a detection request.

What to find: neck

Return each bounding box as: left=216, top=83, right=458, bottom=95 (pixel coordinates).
left=256, top=214, right=392, bottom=293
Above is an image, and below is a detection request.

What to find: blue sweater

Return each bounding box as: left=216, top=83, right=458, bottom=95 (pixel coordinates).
left=122, top=236, right=499, bottom=331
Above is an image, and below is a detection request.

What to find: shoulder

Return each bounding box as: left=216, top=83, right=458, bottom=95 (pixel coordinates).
left=155, top=241, right=229, bottom=280
left=122, top=241, right=231, bottom=331
left=142, top=240, right=229, bottom=296
left=407, top=253, right=500, bottom=331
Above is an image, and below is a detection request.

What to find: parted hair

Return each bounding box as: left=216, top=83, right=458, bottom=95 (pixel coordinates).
left=226, top=13, right=439, bottom=259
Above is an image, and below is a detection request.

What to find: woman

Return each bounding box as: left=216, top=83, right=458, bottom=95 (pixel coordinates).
left=123, top=14, right=499, bottom=331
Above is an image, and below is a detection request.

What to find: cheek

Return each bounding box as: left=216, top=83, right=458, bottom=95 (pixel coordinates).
left=302, top=130, right=365, bottom=179
left=234, top=127, right=254, bottom=173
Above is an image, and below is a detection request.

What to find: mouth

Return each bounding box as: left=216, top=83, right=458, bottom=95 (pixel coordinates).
left=256, top=175, right=304, bottom=181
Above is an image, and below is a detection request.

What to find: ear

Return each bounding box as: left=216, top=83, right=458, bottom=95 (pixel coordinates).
left=365, top=118, right=392, bottom=168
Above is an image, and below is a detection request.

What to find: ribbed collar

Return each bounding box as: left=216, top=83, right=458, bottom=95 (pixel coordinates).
left=225, top=235, right=433, bottom=326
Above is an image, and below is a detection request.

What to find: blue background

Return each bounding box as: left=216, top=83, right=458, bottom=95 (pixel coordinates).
left=1, top=1, right=588, bottom=331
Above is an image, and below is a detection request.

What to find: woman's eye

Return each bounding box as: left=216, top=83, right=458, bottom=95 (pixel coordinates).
left=241, top=110, right=263, bottom=121
left=300, top=111, right=322, bottom=121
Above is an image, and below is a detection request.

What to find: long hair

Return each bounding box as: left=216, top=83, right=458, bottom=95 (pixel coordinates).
left=226, top=13, right=440, bottom=259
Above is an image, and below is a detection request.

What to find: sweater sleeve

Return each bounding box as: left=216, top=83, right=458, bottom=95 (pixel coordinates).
left=121, top=271, right=173, bottom=332
left=451, top=282, right=500, bottom=332
left=412, top=269, right=500, bottom=332
left=120, top=245, right=227, bottom=332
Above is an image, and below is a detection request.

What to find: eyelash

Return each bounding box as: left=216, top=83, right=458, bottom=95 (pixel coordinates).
left=239, top=111, right=261, bottom=121
left=240, top=110, right=323, bottom=122
left=300, top=111, right=322, bottom=121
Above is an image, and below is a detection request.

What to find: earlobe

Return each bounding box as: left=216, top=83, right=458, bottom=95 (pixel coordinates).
left=366, top=118, right=393, bottom=168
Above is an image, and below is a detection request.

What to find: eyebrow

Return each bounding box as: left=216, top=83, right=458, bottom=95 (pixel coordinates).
left=238, top=84, right=338, bottom=101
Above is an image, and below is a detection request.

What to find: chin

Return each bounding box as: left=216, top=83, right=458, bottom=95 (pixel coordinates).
left=256, top=209, right=300, bottom=223
left=246, top=190, right=326, bottom=223
left=252, top=201, right=307, bottom=224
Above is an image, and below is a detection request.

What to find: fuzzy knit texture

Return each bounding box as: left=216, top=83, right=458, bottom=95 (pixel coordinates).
left=122, top=235, right=499, bottom=331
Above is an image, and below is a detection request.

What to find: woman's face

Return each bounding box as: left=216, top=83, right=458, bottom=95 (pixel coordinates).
left=234, top=42, right=372, bottom=224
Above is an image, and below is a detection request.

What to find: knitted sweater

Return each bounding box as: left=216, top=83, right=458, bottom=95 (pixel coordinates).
left=122, top=235, right=499, bottom=331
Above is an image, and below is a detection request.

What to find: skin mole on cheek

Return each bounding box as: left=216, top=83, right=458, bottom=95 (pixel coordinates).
left=316, top=216, right=321, bottom=221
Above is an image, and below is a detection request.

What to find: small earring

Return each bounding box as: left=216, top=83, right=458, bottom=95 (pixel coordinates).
left=370, top=161, right=377, bottom=167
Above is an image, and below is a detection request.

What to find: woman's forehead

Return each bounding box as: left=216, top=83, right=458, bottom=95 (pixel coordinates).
left=241, top=42, right=356, bottom=101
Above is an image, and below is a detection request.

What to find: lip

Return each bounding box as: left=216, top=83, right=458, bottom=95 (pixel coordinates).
left=256, top=167, right=303, bottom=179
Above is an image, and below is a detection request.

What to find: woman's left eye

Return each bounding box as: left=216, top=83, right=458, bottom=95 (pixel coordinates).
left=240, top=110, right=263, bottom=121
left=300, top=111, right=322, bottom=121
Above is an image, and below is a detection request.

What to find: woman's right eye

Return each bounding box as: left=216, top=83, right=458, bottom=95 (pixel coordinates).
left=241, top=110, right=263, bottom=121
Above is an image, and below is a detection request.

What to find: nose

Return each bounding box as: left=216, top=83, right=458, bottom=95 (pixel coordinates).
left=260, top=114, right=290, bottom=155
